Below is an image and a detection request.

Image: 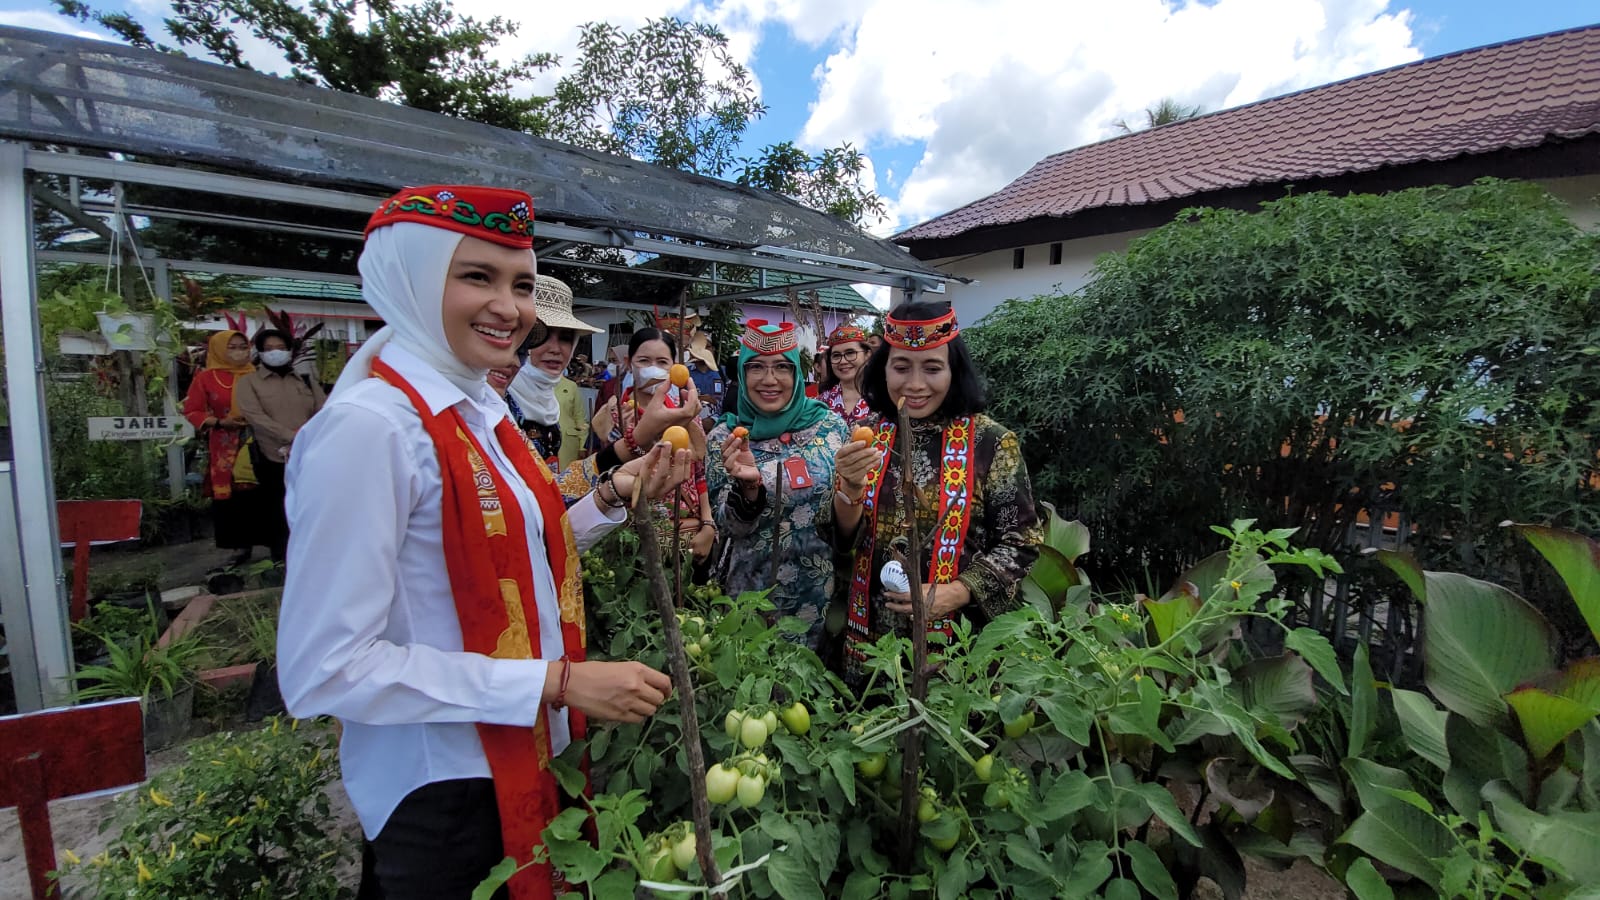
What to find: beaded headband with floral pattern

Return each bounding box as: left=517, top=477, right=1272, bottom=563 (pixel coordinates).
left=740, top=319, right=798, bottom=355
left=884, top=307, right=958, bottom=350
left=366, top=185, right=535, bottom=249
left=827, top=324, right=872, bottom=346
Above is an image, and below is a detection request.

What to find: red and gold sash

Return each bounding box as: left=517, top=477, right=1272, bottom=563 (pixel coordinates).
left=373, top=359, right=584, bottom=900
left=845, top=418, right=976, bottom=660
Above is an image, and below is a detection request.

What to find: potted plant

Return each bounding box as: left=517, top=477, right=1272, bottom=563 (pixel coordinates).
left=72, top=606, right=210, bottom=750
left=241, top=605, right=285, bottom=721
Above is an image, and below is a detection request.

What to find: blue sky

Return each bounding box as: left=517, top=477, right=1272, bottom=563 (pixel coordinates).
left=3, top=0, right=1594, bottom=233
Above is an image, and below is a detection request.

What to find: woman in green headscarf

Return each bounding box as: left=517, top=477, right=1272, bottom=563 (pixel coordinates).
left=706, top=319, right=853, bottom=650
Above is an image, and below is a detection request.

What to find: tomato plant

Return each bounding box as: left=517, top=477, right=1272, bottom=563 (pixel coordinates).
left=488, top=520, right=1354, bottom=898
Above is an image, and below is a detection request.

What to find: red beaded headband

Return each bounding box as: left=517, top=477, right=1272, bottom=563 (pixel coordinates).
left=883, top=308, right=958, bottom=350
left=366, top=185, right=534, bottom=248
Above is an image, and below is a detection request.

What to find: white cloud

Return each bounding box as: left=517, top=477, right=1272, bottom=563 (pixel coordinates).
left=0, top=10, right=112, bottom=40
left=787, top=0, right=1421, bottom=229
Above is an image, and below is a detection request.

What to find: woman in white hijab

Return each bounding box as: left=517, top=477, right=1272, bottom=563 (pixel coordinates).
left=277, top=185, right=686, bottom=900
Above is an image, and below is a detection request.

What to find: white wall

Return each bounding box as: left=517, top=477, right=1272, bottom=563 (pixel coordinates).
left=928, top=174, right=1600, bottom=329
left=928, top=230, right=1149, bottom=328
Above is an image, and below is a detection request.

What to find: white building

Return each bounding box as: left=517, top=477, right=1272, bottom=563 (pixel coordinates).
left=896, top=26, right=1600, bottom=327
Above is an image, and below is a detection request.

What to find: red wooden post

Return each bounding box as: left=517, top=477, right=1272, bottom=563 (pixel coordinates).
left=0, top=699, right=147, bottom=899
left=55, top=500, right=143, bottom=621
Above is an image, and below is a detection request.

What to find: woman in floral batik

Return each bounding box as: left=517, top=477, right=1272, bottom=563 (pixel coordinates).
left=826, top=300, right=1043, bottom=688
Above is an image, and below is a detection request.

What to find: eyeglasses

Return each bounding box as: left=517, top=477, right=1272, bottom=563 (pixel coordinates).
left=830, top=349, right=863, bottom=363
left=743, top=362, right=796, bottom=380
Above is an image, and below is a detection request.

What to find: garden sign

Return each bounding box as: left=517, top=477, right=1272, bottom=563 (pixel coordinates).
left=85, top=415, right=193, bottom=442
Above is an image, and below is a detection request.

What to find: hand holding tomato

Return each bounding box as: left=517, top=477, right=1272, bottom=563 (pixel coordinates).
left=720, top=431, right=761, bottom=489
left=833, top=438, right=878, bottom=490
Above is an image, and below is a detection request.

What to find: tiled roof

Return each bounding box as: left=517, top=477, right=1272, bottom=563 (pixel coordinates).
left=897, top=26, right=1600, bottom=244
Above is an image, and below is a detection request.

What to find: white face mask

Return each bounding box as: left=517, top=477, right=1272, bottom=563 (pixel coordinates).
left=634, top=365, right=669, bottom=391
left=260, top=349, right=293, bottom=368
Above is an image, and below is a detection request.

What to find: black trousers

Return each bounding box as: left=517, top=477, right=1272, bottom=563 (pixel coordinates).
left=358, top=778, right=509, bottom=900
left=252, top=455, right=291, bottom=561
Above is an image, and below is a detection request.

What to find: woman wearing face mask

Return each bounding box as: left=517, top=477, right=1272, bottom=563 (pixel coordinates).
left=592, top=328, right=716, bottom=565
left=826, top=300, right=1043, bottom=690
left=183, top=329, right=265, bottom=566
left=503, top=275, right=598, bottom=470
left=817, top=323, right=873, bottom=428
left=235, top=328, right=326, bottom=564
left=276, top=186, right=687, bottom=900
left=707, top=320, right=850, bottom=649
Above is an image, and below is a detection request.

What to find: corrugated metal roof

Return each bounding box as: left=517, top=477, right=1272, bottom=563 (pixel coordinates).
left=0, top=25, right=939, bottom=280
left=897, top=26, right=1600, bottom=244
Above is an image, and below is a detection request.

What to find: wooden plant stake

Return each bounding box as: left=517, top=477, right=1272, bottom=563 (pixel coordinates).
left=894, top=399, right=932, bottom=870
left=632, top=484, right=722, bottom=886
left=671, top=287, right=689, bottom=608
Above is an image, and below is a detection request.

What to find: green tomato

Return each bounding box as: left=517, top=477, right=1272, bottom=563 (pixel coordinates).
left=761, top=710, right=779, bottom=736
left=856, top=753, right=886, bottom=780
left=983, top=782, right=1011, bottom=810
left=779, top=702, right=811, bottom=736
left=739, top=715, right=768, bottom=750
left=916, top=797, right=939, bottom=824
left=642, top=847, right=677, bottom=882
left=724, top=710, right=744, bottom=740
left=670, top=832, right=697, bottom=873
left=735, top=773, right=766, bottom=808
left=705, top=763, right=739, bottom=805
left=1003, top=710, right=1035, bottom=739
left=686, top=642, right=703, bottom=659
left=972, top=754, right=996, bottom=783
left=929, top=832, right=958, bottom=853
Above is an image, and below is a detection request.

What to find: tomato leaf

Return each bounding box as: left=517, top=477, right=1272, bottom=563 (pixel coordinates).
left=765, top=846, right=826, bottom=900
left=471, top=857, right=518, bottom=900
left=1123, top=839, right=1177, bottom=900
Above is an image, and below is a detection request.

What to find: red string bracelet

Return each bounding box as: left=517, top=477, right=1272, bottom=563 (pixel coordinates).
left=553, top=655, right=573, bottom=710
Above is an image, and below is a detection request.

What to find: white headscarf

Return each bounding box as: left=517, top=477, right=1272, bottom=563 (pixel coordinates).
left=333, top=222, right=502, bottom=399
left=506, top=360, right=562, bottom=426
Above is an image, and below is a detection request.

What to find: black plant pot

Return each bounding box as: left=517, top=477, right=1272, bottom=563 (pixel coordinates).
left=207, top=572, right=246, bottom=595
left=245, top=661, right=286, bottom=722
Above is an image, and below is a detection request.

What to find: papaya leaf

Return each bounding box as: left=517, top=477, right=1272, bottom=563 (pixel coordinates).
left=1508, top=523, right=1600, bottom=645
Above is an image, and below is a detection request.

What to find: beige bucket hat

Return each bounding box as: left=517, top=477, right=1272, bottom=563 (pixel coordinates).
left=533, top=274, right=602, bottom=333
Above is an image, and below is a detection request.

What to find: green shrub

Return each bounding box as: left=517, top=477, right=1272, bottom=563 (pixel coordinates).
left=55, top=718, right=354, bottom=899
left=967, top=179, right=1600, bottom=650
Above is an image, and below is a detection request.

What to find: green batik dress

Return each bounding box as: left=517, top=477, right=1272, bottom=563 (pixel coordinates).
left=706, top=415, right=851, bottom=649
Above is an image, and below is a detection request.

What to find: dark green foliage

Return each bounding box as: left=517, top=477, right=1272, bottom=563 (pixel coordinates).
left=968, top=180, right=1600, bottom=638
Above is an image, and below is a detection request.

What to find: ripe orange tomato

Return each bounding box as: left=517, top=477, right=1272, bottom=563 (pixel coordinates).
left=663, top=425, right=690, bottom=452
left=851, top=426, right=875, bottom=444
left=669, top=363, right=691, bottom=388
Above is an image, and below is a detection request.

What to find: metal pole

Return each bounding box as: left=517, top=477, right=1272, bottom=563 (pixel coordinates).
left=150, top=260, right=186, bottom=500
left=0, top=141, right=73, bottom=709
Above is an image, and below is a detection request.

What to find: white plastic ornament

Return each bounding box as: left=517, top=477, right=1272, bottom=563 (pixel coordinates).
left=880, top=560, right=910, bottom=593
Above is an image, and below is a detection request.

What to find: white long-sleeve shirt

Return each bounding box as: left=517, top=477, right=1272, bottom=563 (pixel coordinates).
left=277, top=343, right=624, bottom=839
